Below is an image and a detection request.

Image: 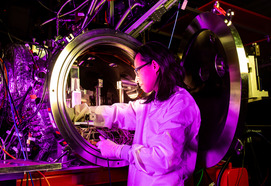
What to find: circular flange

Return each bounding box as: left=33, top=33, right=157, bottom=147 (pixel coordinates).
left=49, top=28, right=141, bottom=167
left=179, top=12, right=248, bottom=168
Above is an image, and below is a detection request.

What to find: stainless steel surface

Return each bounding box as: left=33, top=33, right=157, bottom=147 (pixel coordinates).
left=0, top=159, right=61, bottom=174
left=115, top=3, right=144, bottom=30
left=124, top=0, right=178, bottom=37
left=95, top=79, right=103, bottom=106
left=117, top=81, right=124, bottom=103
left=179, top=12, right=248, bottom=168
left=0, top=159, right=61, bottom=181
left=81, top=0, right=98, bottom=30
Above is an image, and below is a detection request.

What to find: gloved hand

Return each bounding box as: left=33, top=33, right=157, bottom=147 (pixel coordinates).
left=96, top=136, right=124, bottom=159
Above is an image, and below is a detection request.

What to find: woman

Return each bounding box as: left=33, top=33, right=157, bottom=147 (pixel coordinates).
left=94, top=41, right=201, bottom=185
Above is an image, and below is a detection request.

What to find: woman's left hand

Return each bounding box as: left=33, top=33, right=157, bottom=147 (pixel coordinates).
left=96, top=136, right=123, bottom=158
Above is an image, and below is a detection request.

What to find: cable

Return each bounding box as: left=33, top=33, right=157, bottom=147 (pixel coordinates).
left=0, top=144, right=16, bottom=159
left=0, top=59, right=35, bottom=186
left=107, top=158, right=112, bottom=186
left=0, top=144, right=51, bottom=186
left=235, top=143, right=246, bottom=186
left=0, top=61, right=26, bottom=159
left=204, top=168, right=215, bottom=184
left=0, top=59, right=8, bottom=110
left=168, top=1, right=181, bottom=49
left=128, top=0, right=133, bottom=17
left=196, top=169, right=204, bottom=186
left=20, top=178, right=23, bottom=186
left=40, top=0, right=89, bottom=26
left=37, top=171, right=51, bottom=186
left=81, top=0, right=98, bottom=30
left=26, top=172, right=29, bottom=186
left=245, top=131, right=270, bottom=185
left=53, top=147, right=70, bottom=162
left=36, top=0, right=57, bottom=13
left=0, top=138, right=6, bottom=160
left=1, top=59, right=26, bottom=149
left=17, top=86, right=33, bottom=116
left=56, top=0, right=72, bottom=36
left=76, top=1, right=106, bottom=36
left=216, top=154, right=233, bottom=186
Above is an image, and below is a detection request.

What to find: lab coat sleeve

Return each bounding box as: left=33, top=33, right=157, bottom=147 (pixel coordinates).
left=120, top=95, right=201, bottom=176
left=92, top=100, right=140, bottom=130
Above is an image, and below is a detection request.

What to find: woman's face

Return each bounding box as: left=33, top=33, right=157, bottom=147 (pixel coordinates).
left=134, top=53, right=159, bottom=93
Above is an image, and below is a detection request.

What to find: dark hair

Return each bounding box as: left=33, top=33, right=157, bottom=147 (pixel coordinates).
left=135, top=41, right=185, bottom=103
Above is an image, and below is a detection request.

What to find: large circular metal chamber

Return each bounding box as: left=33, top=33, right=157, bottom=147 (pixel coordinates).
left=49, top=28, right=141, bottom=167
left=179, top=12, right=248, bottom=168
left=48, top=12, right=248, bottom=169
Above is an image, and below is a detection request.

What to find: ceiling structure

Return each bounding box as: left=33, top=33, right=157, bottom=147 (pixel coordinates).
left=189, top=0, right=271, bottom=18
left=160, top=0, right=271, bottom=46
left=1, top=0, right=270, bottom=45
left=159, top=0, right=271, bottom=91
left=1, top=0, right=270, bottom=40
left=0, top=0, right=270, bottom=89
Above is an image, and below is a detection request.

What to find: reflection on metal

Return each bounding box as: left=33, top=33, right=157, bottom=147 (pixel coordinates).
left=49, top=28, right=141, bottom=167
left=121, top=78, right=138, bottom=99
left=117, top=81, right=124, bottom=103
left=95, top=79, right=103, bottom=106
left=214, top=54, right=226, bottom=78
left=0, top=159, right=61, bottom=174
left=124, top=0, right=178, bottom=37
left=81, top=0, right=98, bottom=30
left=115, top=3, right=144, bottom=30
left=179, top=12, right=248, bottom=168
left=248, top=55, right=269, bottom=102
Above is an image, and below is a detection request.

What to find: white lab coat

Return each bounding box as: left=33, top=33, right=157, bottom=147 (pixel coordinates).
left=94, top=87, right=201, bottom=186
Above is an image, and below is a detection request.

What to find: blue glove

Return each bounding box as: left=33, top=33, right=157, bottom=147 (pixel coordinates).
left=96, top=136, right=124, bottom=158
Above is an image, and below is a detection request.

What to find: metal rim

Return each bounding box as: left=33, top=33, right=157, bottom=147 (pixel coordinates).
left=49, top=28, right=141, bottom=167
left=179, top=12, right=248, bottom=168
